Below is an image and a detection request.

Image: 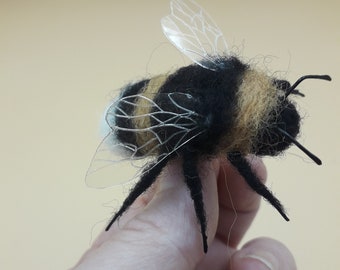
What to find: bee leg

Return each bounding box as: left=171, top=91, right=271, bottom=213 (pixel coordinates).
left=227, top=152, right=289, bottom=221
left=182, top=152, right=208, bottom=253
left=105, top=155, right=172, bottom=231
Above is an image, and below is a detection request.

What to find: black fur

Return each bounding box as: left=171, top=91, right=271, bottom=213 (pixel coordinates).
left=153, top=57, right=247, bottom=155
left=254, top=98, right=301, bottom=156
left=114, top=79, right=150, bottom=153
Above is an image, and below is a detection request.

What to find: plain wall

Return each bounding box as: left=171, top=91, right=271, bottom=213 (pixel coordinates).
left=1, top=0, right=339, bottom=269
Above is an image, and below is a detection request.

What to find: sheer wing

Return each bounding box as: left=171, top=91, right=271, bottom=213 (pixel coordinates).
left=85, top=134, right=149, bottom=188
left=86, top=92, right=204, bottom=188
left=161, top=0, right=229, bottom=70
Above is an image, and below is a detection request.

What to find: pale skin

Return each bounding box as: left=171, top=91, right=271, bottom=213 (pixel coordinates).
left=72, top=157, right=296, bottom=270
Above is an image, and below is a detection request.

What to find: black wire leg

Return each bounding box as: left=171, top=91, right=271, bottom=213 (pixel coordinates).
left=227, top=152, right=289, bottom=221
left=105, top=155, right=172, bottom=231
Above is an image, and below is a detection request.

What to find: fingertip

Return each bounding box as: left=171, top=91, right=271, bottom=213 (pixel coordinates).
left=229, top=237, right=296, bottom=270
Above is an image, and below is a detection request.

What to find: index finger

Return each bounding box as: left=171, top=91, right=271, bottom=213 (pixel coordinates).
left=216, top=156, right=267, bottom=248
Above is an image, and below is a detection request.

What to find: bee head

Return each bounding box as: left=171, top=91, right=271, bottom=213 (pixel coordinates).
left=254, top=93, right=300, bottom=157
left=254, top=75, right=331, bottom=164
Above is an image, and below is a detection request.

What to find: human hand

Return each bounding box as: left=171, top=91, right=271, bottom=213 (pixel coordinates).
left=72, top=157, right=296, bottom=270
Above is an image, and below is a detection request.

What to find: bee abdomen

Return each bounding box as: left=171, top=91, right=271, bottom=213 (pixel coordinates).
left=114, top=75, right=170, bottom=156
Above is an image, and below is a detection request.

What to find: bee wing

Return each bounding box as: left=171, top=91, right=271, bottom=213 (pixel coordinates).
left=85, top=133, right=150, bottom=188
left=86, top=92, right=204, bottom=189
left=161, top=0, right=229, bottom=70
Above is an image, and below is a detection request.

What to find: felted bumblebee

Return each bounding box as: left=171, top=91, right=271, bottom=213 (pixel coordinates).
left=86, top=0, right=331, bottom=253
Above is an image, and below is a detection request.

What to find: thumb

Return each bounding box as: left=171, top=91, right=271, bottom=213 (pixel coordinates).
left=228, top=237, right=297, bottom=270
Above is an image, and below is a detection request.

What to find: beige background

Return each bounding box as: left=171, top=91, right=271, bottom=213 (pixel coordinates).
left=1, top=0, right=339, bottom=269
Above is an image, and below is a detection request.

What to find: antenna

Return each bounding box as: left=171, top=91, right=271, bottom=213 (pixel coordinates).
left=277, top=127, right=322, bottom=165
left=286, top=75, right=331, bottom=97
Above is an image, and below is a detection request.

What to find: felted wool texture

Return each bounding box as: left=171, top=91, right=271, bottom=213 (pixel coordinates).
left=132, top=74, right=169, bottom=155
left=114, top=79, right=150, bottom=155
left=222, top=69, right=279, bottom=153
left=154, top=56, right=247, bottom=156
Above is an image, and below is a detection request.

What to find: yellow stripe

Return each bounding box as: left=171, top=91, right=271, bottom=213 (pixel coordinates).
left=220, top=69, right=280, bottom=153
left=132, top=74, right=169, bottom=155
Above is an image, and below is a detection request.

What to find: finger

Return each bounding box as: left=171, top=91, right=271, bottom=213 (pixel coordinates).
left=216, top=156, right=267, bottom=247
left=136, top=158, right=220, bottom=258
left=76, top=158, right=220, bottom=270
left=91, top=179, right=160, bottom=247
left=74, top=182, right=161, bottom=268
left=196, top=157, right=266, bottom=269
left=228, top=237, right=297, bottom=270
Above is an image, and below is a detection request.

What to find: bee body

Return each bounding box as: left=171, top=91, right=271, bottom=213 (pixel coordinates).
left=112, top=56, right=299, bottom=160
left=87, top=0, right=331, bottom=253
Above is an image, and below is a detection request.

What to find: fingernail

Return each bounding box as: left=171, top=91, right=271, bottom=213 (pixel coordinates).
left=243, top=253, right=274, bottom=270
